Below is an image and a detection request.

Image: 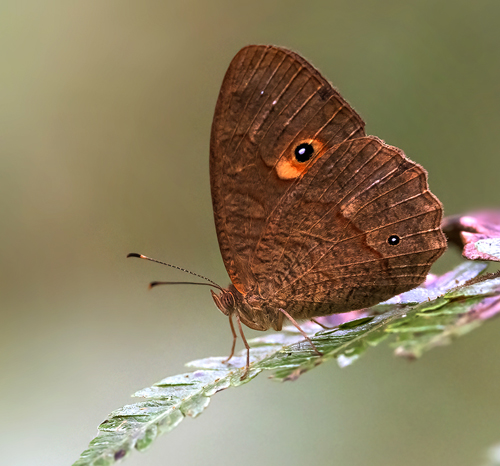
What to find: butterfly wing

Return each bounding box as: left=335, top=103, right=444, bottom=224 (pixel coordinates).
left=250, top=136, right=446, bottom=317
left=210, top=45, right=365, bottom=294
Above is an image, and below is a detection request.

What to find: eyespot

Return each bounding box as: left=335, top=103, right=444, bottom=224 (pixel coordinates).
left=387, top=235, right=400, bottom=245
left=275, top=139, right=324, bottom=180
left=294, top=143, right=315, bottom=162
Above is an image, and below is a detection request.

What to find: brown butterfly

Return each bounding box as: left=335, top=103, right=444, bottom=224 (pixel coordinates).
left=131, top=45, right=446, bottom=376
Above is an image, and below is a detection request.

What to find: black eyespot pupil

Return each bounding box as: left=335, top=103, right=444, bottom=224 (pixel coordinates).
left=388, top=235, right=400, bottom=245
left=294, top=143, right=314, bottom=162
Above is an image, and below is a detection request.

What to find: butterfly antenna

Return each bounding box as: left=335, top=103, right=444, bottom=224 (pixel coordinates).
left=127, top=253, right=223, bottom=291
left=149, top=281, right=220, bottom=289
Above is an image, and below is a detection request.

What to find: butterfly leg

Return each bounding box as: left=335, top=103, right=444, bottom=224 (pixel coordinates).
left=279, top=308, right=323, bottom=357
left=223, top=314, right=237, bottom=363
left=235, top=314, right=251, bottom=380
left=310, top=318, right=336, bottom=330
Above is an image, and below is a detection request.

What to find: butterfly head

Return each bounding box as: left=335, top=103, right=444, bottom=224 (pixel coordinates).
left=210, top=285, right=274, bottom=331
left=210, top=287, right=238, bottom=316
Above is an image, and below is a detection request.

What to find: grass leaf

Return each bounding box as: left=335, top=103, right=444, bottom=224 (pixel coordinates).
left=73, top=261, right=500, bottom=466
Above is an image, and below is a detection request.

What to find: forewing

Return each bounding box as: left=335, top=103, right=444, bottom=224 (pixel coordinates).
left=210, top=45, right=365, bottom=294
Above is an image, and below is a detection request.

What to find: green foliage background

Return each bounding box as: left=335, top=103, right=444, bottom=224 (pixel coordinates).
left=2, top=1, right=500, bottom=466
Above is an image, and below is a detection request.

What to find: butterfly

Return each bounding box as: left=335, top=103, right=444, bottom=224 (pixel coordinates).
left=131, top=45, right=446, bottom=377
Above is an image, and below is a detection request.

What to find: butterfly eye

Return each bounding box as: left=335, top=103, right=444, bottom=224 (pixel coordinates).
left=294, top=143, right=315, bottom=163
left=387, top=235, right=400, bottom=245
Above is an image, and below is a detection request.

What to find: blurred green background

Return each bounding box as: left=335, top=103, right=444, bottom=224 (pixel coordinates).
left=2, top=1, right=500, bottom=465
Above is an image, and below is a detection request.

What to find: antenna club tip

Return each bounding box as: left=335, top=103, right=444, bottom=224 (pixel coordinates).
left=149, top=282, right=160, bottom=289
left=127, top=253, right=143, bottom=259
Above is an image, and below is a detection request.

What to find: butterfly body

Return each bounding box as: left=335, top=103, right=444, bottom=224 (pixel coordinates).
left=209, top=45, right=446, bottom=338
